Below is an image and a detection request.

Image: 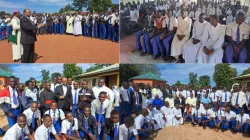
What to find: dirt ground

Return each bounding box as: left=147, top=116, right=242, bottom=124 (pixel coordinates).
left=155, top=124, right=249, bottom=140
left=0, top=109, right=7, bottom=140
left=0, top=34, right=119, bottom=63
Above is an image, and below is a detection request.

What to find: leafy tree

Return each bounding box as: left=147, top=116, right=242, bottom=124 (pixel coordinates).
left=213, top=64, right=237, bottom=89
left=85, top=64, right=111, bottom=72
left=90, top=0, right=112, bottom=13
left=120, top=64, right=160, bottom=82
left=63, top=64, right=83, bottom=80
left=51, top=72, right=62, bottom=80
left=59, top=8, right=64, bottom=14
left=33, top=11, right=36, bottom=14
left=172, top=81, right=185, bottom=87
left=0, top=11, right=6, bottom=16
left=198, top=75, right=210, bottom=87
left=0, top=64, right=12, bottom=73
left=240, top=67, right=250, bottom=76
left=41, top=69, right=50, bottom=83
left=72, top=0, right=89, bottom=11
left=188, top=72, right=198, bottom=85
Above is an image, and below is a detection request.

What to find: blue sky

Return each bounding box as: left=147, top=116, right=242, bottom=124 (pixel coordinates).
left=10, top=64, right=93, bottom=83
left=0, top=0, right=119, bottom=13
left=156, top=64, right=250, bottom=86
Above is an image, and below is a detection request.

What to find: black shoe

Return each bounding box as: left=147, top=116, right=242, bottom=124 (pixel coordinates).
left=159, top=54, right=165, bottom=59
left=153, top=54, right=161, bottom=60
left=172, top=58, right=180, bottom=63
left=203, top=125, right=206, bottom=129
left=140, top=52, right=147, bottom=56
left=221, top=128, right=224, bottom=132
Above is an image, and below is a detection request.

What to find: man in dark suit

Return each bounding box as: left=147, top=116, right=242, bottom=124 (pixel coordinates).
left=102, top=110, right=119, bottom=140
left=78, top=80, right=96, bottom=106
left=55, top=77, right=72, bottom=112
left=20, top=9, right=43, bottom=63
left=174, top=95, right=186, bottom=114
left=131, top=84, right=143, bottom=114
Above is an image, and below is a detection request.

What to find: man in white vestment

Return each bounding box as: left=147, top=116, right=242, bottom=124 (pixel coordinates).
left=197, top=15, right=226, bottom=63
left=92, top=79, right=114, bottom=102
left=171, top=10, right=192, bottom=63
left=66, top=14, right=74, bottom=34
left=73, top=12, right=82, bottom=36
left=183, top=13, right=208, bottom=63
left=11, top=10, right=23, bottom=62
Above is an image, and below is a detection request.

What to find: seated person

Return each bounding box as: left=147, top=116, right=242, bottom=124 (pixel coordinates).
left=236, top=109, right=249, bottom=137
left=221, top=107, right=237, bottom=133
left=119, top=116, right=139, bottom=140
left=102, top=110, right=120, bottom=140
left=61, top=112, right=80, bottom=140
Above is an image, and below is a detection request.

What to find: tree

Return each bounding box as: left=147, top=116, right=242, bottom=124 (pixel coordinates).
left=120, top=64, right=161, bottom=82
left=63, top=64, right=83, bottom=80
left=51, top=72, right=62, bottom=80
left=198, top=75, right=210, bottom=87
left=72, top=0, right=89, bottom=11
left=0, top=64, right=12, bottom=73
left=33, top=11, right=36, bottom=14
left=240, top=67, right=250, bottom=76
left=0, top=11, right=5, bottom=16
left=213, top=64, right=237, bottom=89
left=188, top=72, right=198, bottom=85
left=41, top=69, right=50, bottom=83
left=64, top=4, right=74, bottom=11
left=111, top=4, right=119, bottom=10
left=172, top=81, right=185, bottom=87
left=90, top=0, right=112, bottom=13
left=85, top=64, right=111, bottom=72
left=59, top=8, right=64, bottom=14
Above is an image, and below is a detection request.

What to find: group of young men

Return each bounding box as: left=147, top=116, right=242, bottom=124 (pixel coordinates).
left=0, top=76, right=134, bottom=140
left=0, top=10, right=120, bottom=42
left=122, top=0, right=250, bottom=63
left=118, top=81, right=250, bottom=138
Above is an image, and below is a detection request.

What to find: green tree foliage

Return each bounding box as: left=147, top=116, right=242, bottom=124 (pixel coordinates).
left=59, top=8, right=64, bottom=14
left=41, top=69, right=50, bottom=83
left=188, top=72, right=198, bottom=85
left=90, top=0, right=112, bottom=13
left=213, top=64, right=237, bottom=89
left=59, top=4, right=74, bottom=13
left=172, top=81, right=185, bottom=87
left=0, top=64, right=12, bottom=73
left=240, top=67, right=250, bottom=76
left=85, top=64, right=111, bottom=72
left=120, top=64, right=161, bottom=82
left=198, top=75, right=210, bottom=87
left=51, top=72, right=62, bottom=80
left=63, top=64, right=83, bottom=80
left=72, top=0, right=89, bottom=11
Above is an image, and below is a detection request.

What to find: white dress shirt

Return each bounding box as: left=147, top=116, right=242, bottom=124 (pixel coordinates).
left=8, top=86, right=19, bottom=109
left=50, top=83, right=59, bottom=93
left=192, top=108, right=203, bottom=118
left=213, top=109, right=225, bottom=120
left=34, top=124, right=57, bottom=140
left=201, top=109, right=214, bottom=119
left=71, top=88, right=80, bottom=105
left=25, top=88, right=37, bottom=102
left=91, top=99, right=112, bottom=118
left=209, top=92, right=219, bottom=102
left=113, top=88, right=120, bottom=107
left=224, top=111, right=237, bottom=121
left=119, top=87, right=130, bottom=102
left=62, top=85, right=68, bottom=96
left=92, top=86, right=114, bottom=102
left=236, top=114, right=249, bottom=123
left=23, top=108, right=41, bottom=126
left=135, top=114, right=145, bottom=129
left=219, top=91, right=231, bottom=103
left=61, top=118, right=78, bottom=134
left=119, top=124, right=138, bottom=140
left=226, top=22, right=250, bottom=42
left=182, top=90, right=190, bottom=98
left=231, top=92, right=247, bottom=107
left=44, top=109, right=65, bottom=122
left=3, top=123, right=30, bottom=140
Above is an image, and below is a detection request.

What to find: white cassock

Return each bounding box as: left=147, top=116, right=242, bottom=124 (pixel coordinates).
left=66, top=16, right=74, bottom=34
left=151, top=88, right=163, bottom=99
left=172, top=107, right=183, bottom=126
left=183, top=20, right=208, bottom=63
left=11, top=16, right=23, bottom=60
left=197, top=23, right=226, bottom=63
left=171, top=16, right=192, bottom=57
left=146, top=109, right=161, bottom=130
left=161, top=106, right=173, bottom=126
left=152, top=108, right=166, bottom=128
left=92, top=86, right=114, bottom=102
left=140, top=89, right=147, bottom=109
left=73, top=15, right=82, bottom=35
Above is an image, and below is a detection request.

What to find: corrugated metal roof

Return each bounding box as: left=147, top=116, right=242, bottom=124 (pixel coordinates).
left=131, top=72, right=166, bottom=82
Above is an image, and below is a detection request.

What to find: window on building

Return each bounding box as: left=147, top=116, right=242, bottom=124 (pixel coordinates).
left=92, top=78, right=96, bottom=87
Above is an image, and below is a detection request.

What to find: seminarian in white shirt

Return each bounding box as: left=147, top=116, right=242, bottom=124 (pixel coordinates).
left=184, top=13, right=208, bottom=63
left=92, top=79, right=114, bottom=102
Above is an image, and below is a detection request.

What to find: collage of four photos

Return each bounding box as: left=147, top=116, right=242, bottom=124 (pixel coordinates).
left=2, top=0, right=250, bottom=140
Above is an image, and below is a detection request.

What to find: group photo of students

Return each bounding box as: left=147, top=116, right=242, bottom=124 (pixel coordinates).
left=119, top=80, right=250, bottom=138
left=120, top=0, right=250, bottom=63
left=0, top=75, right=132, bottom=140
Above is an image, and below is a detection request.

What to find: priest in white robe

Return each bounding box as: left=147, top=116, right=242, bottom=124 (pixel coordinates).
left=172, top=104, right=183, bottom=126
left=66, top=14, right=74, bottom=34
left=161, top=101, right=173, bottom=126
left=197, top=15, right=226, bottom=63
left=92, top=79, right=114, bottom=102
left=171, top=10, right=192, bottom=62
left=11, top=11, right=23, bottom=62
left=183, top=13, right=208, bottom=63
left=73, top=12, right=82, bottom=36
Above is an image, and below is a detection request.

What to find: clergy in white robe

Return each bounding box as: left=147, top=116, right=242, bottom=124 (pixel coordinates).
left=171, top=10, right=192, bottom=61
left=161, top=102, right=173, bottom=126
left=172, top=105, right=183, bottom=126
left=92, top=79, right=114, bottom=103
left=66, top=15, right=74, bottom=34
left=73, top=13, right=82, bottom=35
left=225, top=13, right=250, bottom=63
left=11, top=12, right=23, bottom=61
left=184, top=13, right=208, bottom=63
left=197, top=15, right=226, bottom=63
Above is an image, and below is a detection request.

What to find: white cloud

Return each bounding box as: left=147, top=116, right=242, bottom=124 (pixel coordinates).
left=28, top=0, right=72, bottom=6
left=0, top=0, right=25, bottom=9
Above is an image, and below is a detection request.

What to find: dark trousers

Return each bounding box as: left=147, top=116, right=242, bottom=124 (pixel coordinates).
left=21, top=43, right=35, bottom=63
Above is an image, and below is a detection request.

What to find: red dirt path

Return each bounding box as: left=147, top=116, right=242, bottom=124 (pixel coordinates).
left=0, top=34, right=119, bottom=63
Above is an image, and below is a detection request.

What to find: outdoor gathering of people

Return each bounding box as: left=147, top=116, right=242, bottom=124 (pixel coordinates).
left=120, top=0, right=250, bottom=63
left=0, top=8, right=119, bottom=63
